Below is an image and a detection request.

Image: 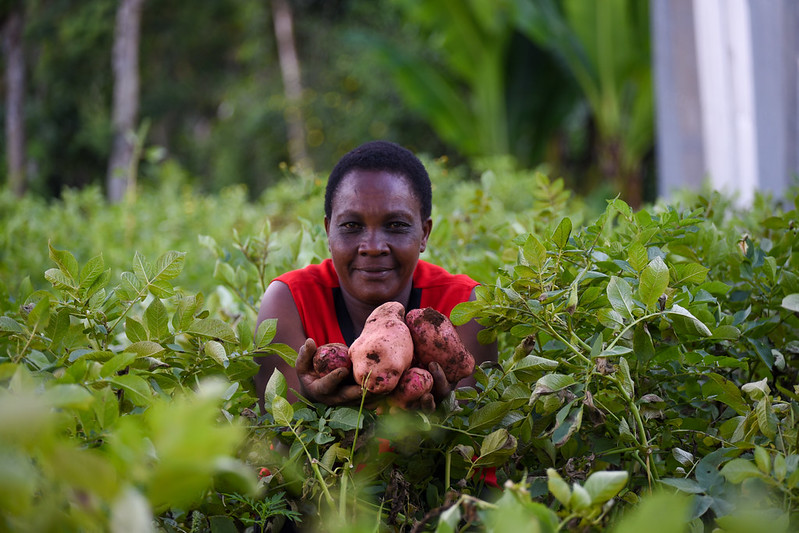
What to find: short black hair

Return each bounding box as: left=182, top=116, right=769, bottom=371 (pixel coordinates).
left=324, top=140, right=432, bottom=220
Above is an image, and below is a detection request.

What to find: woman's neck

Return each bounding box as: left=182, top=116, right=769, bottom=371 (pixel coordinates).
left=341, top=284, right=413, bottom=336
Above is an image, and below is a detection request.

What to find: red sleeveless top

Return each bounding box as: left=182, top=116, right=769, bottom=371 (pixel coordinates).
left=274, top=259, right=478, bottom=346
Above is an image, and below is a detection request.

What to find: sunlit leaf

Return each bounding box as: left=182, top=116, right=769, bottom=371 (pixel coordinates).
left=584, top=470, right=628, bottom=504
left=607, top=276, right=634, bottom=320
left=639, top=257, right=668, bottom=308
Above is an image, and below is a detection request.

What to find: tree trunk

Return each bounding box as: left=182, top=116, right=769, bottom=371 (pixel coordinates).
left=271, top=0, right=310, bottom=170
left=107, top=0, right=145, bottom=203
left=3, top=9, right=26, bottom=197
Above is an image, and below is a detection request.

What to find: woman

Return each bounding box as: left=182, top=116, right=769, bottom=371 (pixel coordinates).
left=255, top=141, right=496, bottom=409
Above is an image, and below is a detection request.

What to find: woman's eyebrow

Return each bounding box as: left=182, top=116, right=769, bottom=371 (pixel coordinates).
left=335, top=209, right=415, bottom=219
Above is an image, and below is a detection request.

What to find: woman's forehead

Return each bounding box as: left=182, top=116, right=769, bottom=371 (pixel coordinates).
left=332, top=170, right=419, bottom=209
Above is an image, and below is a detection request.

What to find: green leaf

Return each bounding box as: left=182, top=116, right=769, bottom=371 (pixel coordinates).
left=48, top=242, right=79, bottom=281
left=257, top=343, right=297, bottom=367
left=205, top=340, right=229, bottom=368
left=118, top=271, right=143, bottom=300
left=553, top=405, right=582, bottom=447
left=450, top=300, right=482, bottom=326
left=710, top=325, right=740, bottom=340
left=172, top=294, right=199, bottom=331
left=132, top=251, right=154, bottom=284
left=617, top=357, right=634, bottom=398
left=480, top=428, right=513, bottom=456
left=756, top=397, right=777, bottom=440
left=672, top=262, right=709, bottom=285
left=569, top=483, right=591, bottom=510
left=124, top=341, right=166, bottom=359
left=720, top=458, right=764, bottom=484
left=144, top=298, right=169, bottom=341
left=84, top=269, right=111, bottom=299
left=0, top=317, right=24, bottom=333
left=45, top=268, right=77, bottom=291
left=237, top=317, right=254, bottom=351
left=632, top=324, right=655, bottom=364
left=599, top=346, right=632, bottom=358
left=666, top=304, right=712, bottom=336
left=154, top=251, right=186, bottom=281
left=532, top=374, right=577, bottom=399
left=100, top=352, right=139, bottom=378
left=45, top=384, right=95, bottom=410
left=659, top=477, right=704, bottom=494
left=547, top=468, right=571, bottom=506
left=627, top=242, right=649, bottom=272
left=607, top=276, right=634, bottom=320
left=522, top=233, right=547, bottom=269
left=613, top=491, right=691, bottom=533
left=468, top=401, right=512, bottom=431
left=79, top=254, right=105, bottom=290
left=187, top=318, right=237, bottom=343
left=27, top=296, right=50, bottom=330
left=328, top=407, right=363, bottom=431
left=125, top=317, right=148, bottom=343
left=514, top=355, right=559, bottom=373
left=271, top=396, right=294, bottom=426
left=703, top=373, right=749, bottom=415
left=639, top=257, right=669, bottom=308
left=435, top=504, right=461, bottom=533
left=264, top=369, right=287, bottom=406
left=147, top=279, right=175, bottom=299
left=741, top=378, right=770, bottom=401
left=108, top=374, right=152, bottom=406
left=754, top=446, right=770, bottom=474
left=583, top=470, right=628, bottom=504
left=780, top=293, right=799, bottom=313
left=255, top=319, right=277, bottom=348
left=551, top=217, right=572, bottom=249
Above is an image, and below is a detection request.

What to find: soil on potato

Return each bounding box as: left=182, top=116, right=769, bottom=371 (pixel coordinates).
left=420, top=307, right=445, bottom=327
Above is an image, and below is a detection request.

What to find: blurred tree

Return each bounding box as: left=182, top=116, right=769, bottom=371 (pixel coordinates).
left=2, top=3, right=26, bottom=197
left=24, top=0, right=115, bottom=196
left=107, top=0, right=145, bottom=202
left=271, top=0, right=310, bottom=171
left=516, top=0, right=654, bottom=207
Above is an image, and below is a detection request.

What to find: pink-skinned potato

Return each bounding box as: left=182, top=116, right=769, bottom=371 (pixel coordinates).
left=313, top=342, right=351, bottom=377
left=387, top=367, right=434, bottom=409
left=405, top=307, right=475, bottom=383
left=349, top=301, right=414, bottom=394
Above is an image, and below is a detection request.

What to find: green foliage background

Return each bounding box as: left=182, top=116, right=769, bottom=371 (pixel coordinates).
left=1, top=159, right=798, bottom=531
left=3, top=0, right=653, bottom=203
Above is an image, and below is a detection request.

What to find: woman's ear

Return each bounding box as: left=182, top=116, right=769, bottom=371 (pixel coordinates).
left=419, top=217, right=433, bottom=253
left=324, top=216, right=331, bottom=252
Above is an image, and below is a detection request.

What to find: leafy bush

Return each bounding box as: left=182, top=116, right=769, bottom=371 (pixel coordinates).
left=1, top=169, right=798, bottom=531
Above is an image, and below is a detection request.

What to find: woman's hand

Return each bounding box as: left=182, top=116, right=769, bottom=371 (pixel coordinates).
left=413, top=361, right=457, bottom=411
left=295, top=338, right=367, bottom=406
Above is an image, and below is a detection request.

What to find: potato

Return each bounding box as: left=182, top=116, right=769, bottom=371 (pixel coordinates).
left=312, top=343, right=351, bottom=377
left=387, top=367, right=433, bottom=409
left=405, top=307, right=475, bottom=383
left=349, top=301, right=414, bottom=394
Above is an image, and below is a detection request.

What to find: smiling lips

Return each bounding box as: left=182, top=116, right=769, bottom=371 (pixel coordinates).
left=355, top=266, right=394, bottom=278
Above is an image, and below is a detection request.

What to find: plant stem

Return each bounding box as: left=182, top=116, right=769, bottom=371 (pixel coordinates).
left=289, top=423, right=335, bottom=509
left=445, top=451, right=451, bottom=491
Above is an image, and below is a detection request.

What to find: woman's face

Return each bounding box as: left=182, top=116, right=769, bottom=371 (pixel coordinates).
left=325, top=169, right=432, bottom=307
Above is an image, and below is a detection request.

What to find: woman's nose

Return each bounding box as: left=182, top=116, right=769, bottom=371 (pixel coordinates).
left=359, top=229, right=389, bottom=255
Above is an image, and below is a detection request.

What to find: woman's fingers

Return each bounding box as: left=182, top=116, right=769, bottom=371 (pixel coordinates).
left=428, top=361, right=453, bottom=399
left=295, top=338, right=317, bottom=375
